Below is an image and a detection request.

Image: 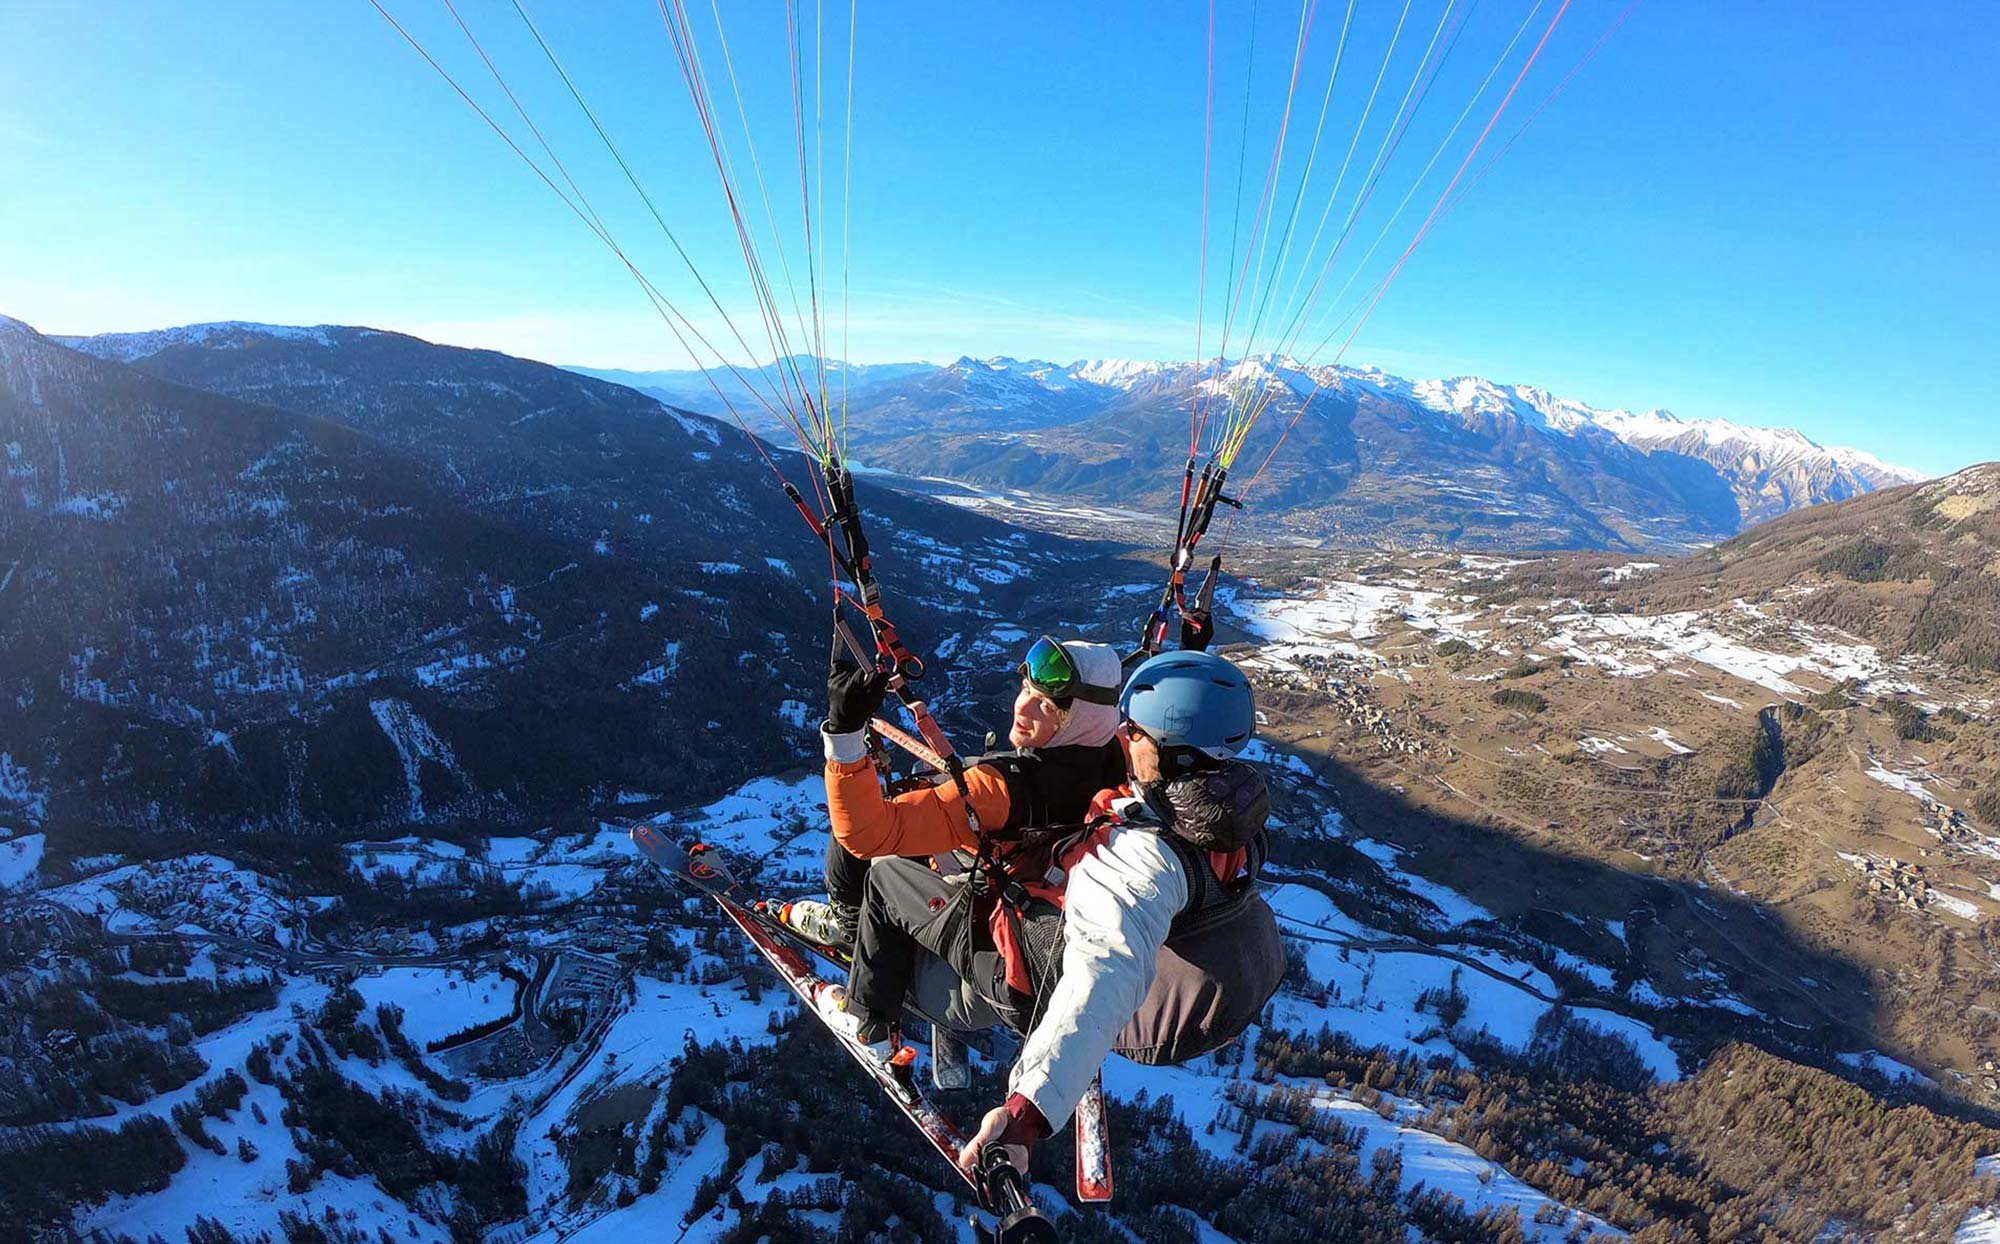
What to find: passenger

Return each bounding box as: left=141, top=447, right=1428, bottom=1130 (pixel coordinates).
left=783, top=635, right=1125, bottom=947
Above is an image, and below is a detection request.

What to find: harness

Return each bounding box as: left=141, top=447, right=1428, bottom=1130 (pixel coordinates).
left=975, top=744, right=1128, bottom=836
left=984, top=791, right=1269, bottom=1003
left=911, top=762, right=1283, bottom=1069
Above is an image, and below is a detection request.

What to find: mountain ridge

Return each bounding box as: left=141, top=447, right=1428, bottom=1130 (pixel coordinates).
left=568, top=350, right=1922, bottom=490
left=52, top=322, right=1929, bottom=555
left=569, top=350, right=1921, bottom=552
left=3, top=315, right=1107, bottom=838
left=46, top=325, right=1929, bottom=496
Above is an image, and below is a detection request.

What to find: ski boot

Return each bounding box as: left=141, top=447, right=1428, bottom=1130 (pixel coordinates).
left=811, top=982, right=899, bottom=1070
left=781, top=898, right=857, bottom=949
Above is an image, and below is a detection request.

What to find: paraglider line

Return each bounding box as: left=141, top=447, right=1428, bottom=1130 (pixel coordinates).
left=1240, top=0, right=1575, bottom=504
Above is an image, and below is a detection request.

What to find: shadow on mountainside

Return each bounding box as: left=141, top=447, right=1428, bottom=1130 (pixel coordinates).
left=1262, top=725, right=2000, bottom=1123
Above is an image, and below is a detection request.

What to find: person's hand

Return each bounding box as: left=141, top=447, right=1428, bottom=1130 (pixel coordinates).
left=1179, top=606, right=1214, bottom=652
left=1182, top=554, right=1221, bottom=651
left=826, top=659, right=890, bottom=734
left=957, top=1105, right=1029, bottom=1176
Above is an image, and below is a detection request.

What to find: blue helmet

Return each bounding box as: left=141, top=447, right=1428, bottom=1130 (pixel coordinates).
left=1118, top=650, right=1256, bottom=762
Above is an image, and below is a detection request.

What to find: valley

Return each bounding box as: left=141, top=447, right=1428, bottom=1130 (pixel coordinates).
left=3, top=0, right=1986, bottom=1236
left=3, top=319, right=1997, bottom=1244
left=581, top=355, right=1922, bottom=554
left=1209, top=527, right=2000, bottom=1105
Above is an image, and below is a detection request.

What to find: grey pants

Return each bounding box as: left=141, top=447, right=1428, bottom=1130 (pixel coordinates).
left=846, top=855, right=1021, bottom=1037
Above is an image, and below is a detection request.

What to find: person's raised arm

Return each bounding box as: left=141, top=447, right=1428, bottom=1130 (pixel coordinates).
left=821, top=660, right=1008, bottom=858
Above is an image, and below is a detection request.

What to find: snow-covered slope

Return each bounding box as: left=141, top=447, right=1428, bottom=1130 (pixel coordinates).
left=57, top=321, right=349, bottom=361
left=1391, top=372, right=1924, bottom=524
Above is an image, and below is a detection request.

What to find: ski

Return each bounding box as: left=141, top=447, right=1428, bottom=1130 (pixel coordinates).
left=628, top=825, right=1060, bottom=1239
left=628, top=824, right=757, bottom=926
left=627, top=828, right=999, bottom=1050
left=714, top=895, right=970, bottom=1172
left=631, top=821, right=742, bottom=897
left=713, top=892, right=1059, bottom=1243
left=1074, top=1072, right=1113, bottom=1202
left=629, top=822, right=853, bottom=970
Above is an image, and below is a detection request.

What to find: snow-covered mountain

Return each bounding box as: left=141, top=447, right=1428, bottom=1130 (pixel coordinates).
left=1404, top=373, right=1925, bottom=526
left=566, top=355, right=935, bottom=428
left=569, top=355, right=1181, bottom=433
left=44, top=320, right=1920, bottom=557
left=55, top=320, right=346, bottom=362
left=573, top=352, right=1919, bottom=550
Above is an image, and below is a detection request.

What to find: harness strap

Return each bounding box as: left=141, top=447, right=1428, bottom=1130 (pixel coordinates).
left=1156, top=830, right=1266, bottom=940
left=1137, top=463, right=1242, bottom=658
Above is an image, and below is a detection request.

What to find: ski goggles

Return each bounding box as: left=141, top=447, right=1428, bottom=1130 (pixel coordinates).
left=1020, top=635, right=1119, bottom=706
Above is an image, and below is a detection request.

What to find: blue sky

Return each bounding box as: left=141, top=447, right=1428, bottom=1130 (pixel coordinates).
left=1, top=1, right=1993, bottom=476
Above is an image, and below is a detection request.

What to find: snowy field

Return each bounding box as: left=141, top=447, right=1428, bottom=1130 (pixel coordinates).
left=346, top=835, right=468, bottom=885
left=514, top=967, right=778, bottom=1242
left=0, top=830, right=44, bottom=890
left=1263, top=883, right=1680, bottom=1083
left=1100, top=1050, right=1625, bottom=1242
left=74, top=975, right=373, bottom=1242
left=348, top=826, right=637, bottom=902
left=351, top=966, right=516, bottom=1047
left=69, top=963, right=777, bottom=1244
left=1962, top=1156, right=2000, bottom=1243
left=1226, top=572, right=1934, bottom=707
left=925, top=478, right=1165, bottom=529
left=1229, top=579, right=1481, bottom=656
left=1536, top=601, right=1914, bottom=697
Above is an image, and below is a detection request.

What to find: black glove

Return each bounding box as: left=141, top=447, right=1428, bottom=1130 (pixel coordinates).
left=1180, top=554, right=1223, bottom=651
left=826, top=659, right=891, bottom=735
left=1179, top=607, right=1214, bottom=652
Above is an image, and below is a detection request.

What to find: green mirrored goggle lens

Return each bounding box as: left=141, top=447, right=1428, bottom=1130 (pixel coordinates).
left=1022, top=635, right=1080, bottom=694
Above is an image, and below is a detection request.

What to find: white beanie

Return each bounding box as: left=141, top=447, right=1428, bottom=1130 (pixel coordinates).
left=1040, top=640, right=1122, bottom=749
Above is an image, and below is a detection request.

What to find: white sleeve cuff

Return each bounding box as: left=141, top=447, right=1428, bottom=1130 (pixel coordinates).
left=822, top=725, right=869, bottom=764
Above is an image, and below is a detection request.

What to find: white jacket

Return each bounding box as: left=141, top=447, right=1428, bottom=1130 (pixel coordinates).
left=1006, top=822, right=1189, bottom=1130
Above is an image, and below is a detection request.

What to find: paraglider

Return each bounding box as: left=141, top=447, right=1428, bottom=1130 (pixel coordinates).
left=369, top=0, right=1631, bottom=1232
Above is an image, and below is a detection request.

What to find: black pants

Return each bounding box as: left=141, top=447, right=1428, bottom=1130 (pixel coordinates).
left=845, top=856, right=1020, bottom=1038
left=825, top=836, right=871, bottom=912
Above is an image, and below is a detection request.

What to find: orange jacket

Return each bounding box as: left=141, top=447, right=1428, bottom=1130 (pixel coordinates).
left=824, top=756, right=1012, bottom=859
